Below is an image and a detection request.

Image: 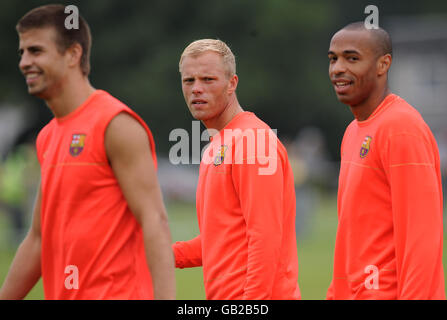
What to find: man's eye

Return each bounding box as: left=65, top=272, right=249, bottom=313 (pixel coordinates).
left=348, top=56, right=359, bottom=61
left=329, top=56, right=337, bottom=63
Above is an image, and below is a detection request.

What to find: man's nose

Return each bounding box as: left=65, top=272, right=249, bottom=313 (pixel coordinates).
left=330, top=59, right=347, bottom=76
left=19, top=51, right=32, bottom=72
left=192, top=81, right=203, bottom=94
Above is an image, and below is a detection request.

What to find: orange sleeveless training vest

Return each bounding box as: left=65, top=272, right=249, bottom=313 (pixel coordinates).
left=37, top=90, right=156, bottom=299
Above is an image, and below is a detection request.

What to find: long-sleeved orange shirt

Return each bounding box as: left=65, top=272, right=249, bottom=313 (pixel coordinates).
left=173, top=112, right=300, bottom=300
left=327, top=94, right=445, bottom=299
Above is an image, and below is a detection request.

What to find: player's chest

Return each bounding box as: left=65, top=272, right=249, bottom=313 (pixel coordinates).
left=199, top=143, right=233, bottom=187
left=339, top=128, right=387, bottom=188
left=40, top=124, right=105, bottom=172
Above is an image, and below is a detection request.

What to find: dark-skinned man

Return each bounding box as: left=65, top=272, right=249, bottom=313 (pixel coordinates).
left=327, top=22, right=445, bottom=300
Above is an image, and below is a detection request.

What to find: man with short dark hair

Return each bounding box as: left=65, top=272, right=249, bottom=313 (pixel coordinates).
left=327, top=22, right=445, bottom=299
left=0, top=4, right=175, bottom=300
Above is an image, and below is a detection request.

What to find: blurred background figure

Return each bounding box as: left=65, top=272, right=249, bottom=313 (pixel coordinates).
left=387, top=14, right=447, bottom=220
left=438, top=129, right=447, bottom=219
left=157, top=158, right=198, bottom=203
left=287, top=127, right=337, bottom=238
left=0, top=106, right=38, bottom=246
left=0, top=142, right=38, bottom=245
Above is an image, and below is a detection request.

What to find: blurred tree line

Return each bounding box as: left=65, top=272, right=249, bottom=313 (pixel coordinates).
left=1, top=0, right=446, bottom=159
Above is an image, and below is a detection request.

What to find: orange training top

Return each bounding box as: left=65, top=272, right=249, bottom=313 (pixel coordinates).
left=327, top=94, right=445, bottom=299
left=37, top=90, right=156, bottom=299
left=173, top=112, right=300, bottom=300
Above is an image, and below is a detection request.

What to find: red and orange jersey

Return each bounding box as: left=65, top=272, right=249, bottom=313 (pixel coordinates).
left=37, top=90, right=156, bottom=299
left=173, top=112, right=300, bottom=300
left=328, top=94, right=445, bottom=299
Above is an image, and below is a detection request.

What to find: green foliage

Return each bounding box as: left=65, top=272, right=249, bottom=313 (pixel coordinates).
left=1, top=0, right=447, bottom=158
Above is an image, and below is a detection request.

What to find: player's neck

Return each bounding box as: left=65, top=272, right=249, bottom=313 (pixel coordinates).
left=45, top=75, right=96, bottom=119
left=350, top=87, right=391, bottom=122
left=203, top=95, right=243, bottom=132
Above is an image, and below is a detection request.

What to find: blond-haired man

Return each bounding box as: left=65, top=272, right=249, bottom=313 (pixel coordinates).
left=172, top=39, right=301, bottom=300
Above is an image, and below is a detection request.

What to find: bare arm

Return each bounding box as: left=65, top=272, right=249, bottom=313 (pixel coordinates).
left=0, top=185, right=42, bottom=299
left=105, top=112, right=176, bottom=300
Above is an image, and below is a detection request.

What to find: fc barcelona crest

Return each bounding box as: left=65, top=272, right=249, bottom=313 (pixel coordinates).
left=69, top=134, right=86, bottom=157
left=214, top=145, right=228, bottom=166
left=360, top=135, right=372, bottom=159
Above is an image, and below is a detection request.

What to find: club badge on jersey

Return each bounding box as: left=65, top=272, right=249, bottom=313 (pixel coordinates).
left=360, top=135, right=372, bottom=159
left=69, top=133, right=86, bottom=157
left=214, top=145, right=228, bottom=166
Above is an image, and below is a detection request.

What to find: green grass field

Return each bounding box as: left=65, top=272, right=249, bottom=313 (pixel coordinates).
left=0, top=195, right=446, bottom=299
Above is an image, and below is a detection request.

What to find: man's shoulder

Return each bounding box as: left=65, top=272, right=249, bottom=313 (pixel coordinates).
left=91, top=90, right=131, bottom=112
left=380, top=96, right=428, bottom=132
left=226, top=113, right=278, bottom=142
left=227, top=112, right=274, bottom=138
left=385, top=96, right=422, bottom=121
left=241, top=112, right=271, bottom=130
left=225, top=112, right=289, bottom=162
left=375, top=96, right=437, bottom=149
left=79, top=90, right=138, bottom=128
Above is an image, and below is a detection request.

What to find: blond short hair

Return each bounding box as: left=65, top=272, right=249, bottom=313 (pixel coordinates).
left=179, top=39, right=236, bottom=77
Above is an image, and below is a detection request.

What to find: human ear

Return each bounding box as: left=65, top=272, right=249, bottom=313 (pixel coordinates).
left=228, top=74, right=238, bottom=94
left=377, top=54, right=392, bottom=76
left=67, top=43, right=83, bottom=70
